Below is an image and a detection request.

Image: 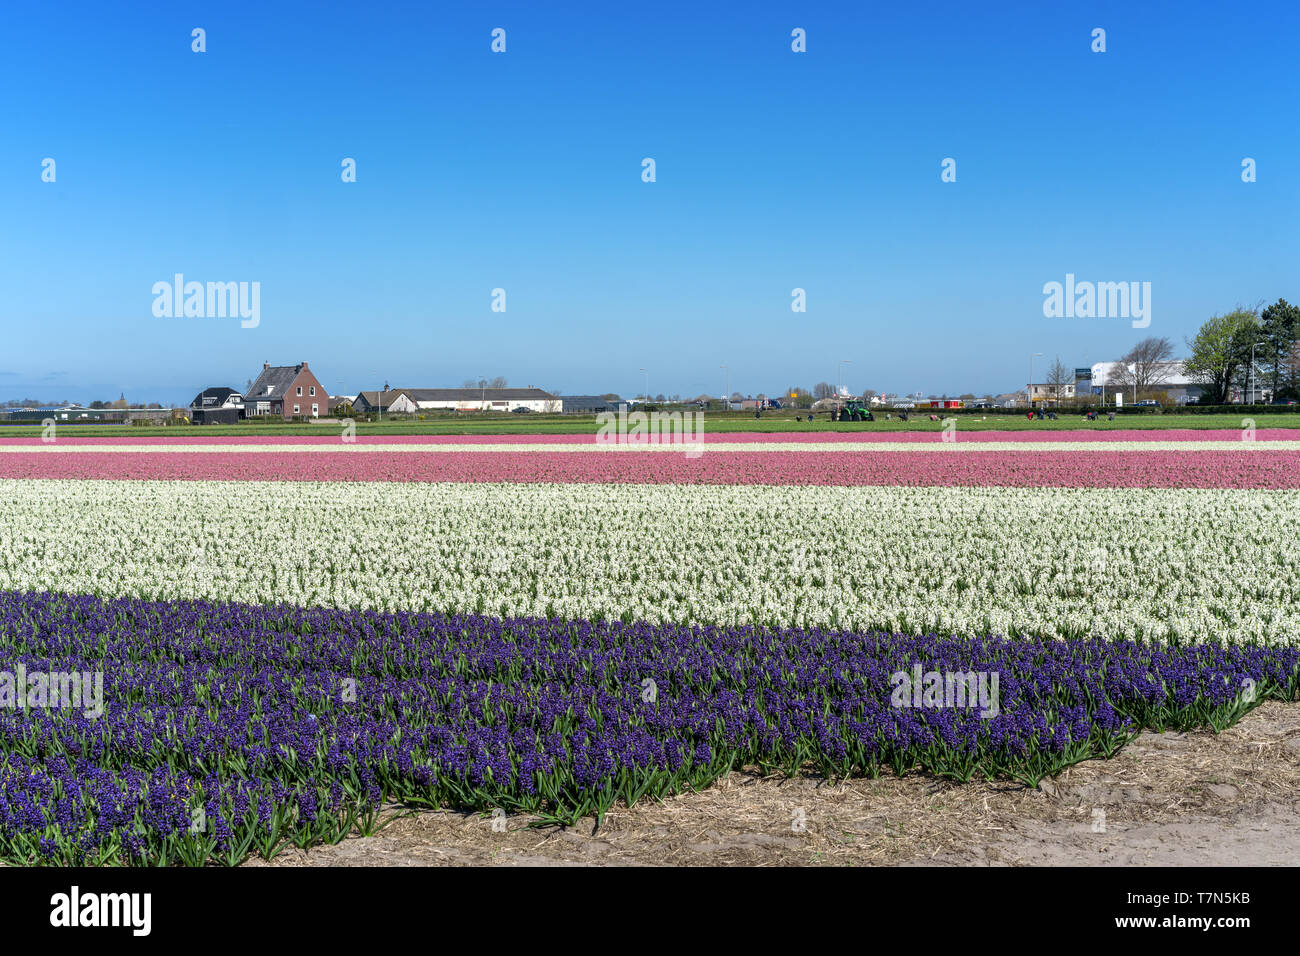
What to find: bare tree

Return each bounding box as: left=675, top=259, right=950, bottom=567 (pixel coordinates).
left=813, top=382, right=835, bottom=400
left=488, top=376, right=509, bottom=388
left=1110, top=337, right=1176, bottom=399
left=1046, top=356, right=1071, bottom=402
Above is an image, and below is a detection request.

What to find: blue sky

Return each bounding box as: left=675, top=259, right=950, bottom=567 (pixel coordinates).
left=1, top=0, right=1296, bottom=404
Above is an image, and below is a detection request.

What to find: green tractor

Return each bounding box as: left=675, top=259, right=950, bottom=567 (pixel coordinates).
left=833, top=400, right=873, bottom=422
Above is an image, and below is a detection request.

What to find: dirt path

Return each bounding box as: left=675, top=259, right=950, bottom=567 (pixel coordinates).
left=244, top=702, right=1300, bottom=867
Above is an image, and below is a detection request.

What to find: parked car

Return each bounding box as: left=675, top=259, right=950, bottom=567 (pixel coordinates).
left=511, top=406, right=532, bottom=414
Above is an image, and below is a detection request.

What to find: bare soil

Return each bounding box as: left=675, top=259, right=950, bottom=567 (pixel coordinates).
left=244, top=701, right=1300, bottom=867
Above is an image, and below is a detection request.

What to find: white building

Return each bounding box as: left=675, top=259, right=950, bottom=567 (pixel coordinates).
left=354, top=387, right=561, bottom=414
left=1091, top=361, right=1207, bottom=404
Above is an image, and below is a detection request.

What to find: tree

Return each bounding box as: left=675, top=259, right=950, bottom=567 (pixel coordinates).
left=860, top=388, right=878, bottom=403
left=813, top=382, right=834, bottom=400
left=1045, top=357, right=1071, bottom=403
left=488, top=376, right=509, bottom=389
left=786, top=387, right=812, bottom=408
left=1109, top=337, right=1176, bottom=399
left=1284, top=340, right=1300, bottom=401
left=1184, top=308, right=1260, bottom=404
left=1260, top=299, right=1300, bottom=397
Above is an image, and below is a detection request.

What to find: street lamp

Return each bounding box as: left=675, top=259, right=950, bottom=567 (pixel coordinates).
left=720, top=365, right=729, bottom=409
left=837, top=360, right=851, bottom=401
left=1249, top=342, right=1259, bottom=404
left=639, top=368, right=648, bottom=404
left=1028, top=353, right=1043, bottom=409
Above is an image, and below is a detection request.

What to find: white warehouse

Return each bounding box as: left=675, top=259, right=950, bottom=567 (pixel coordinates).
left=353, top=387, right=561, bottom=414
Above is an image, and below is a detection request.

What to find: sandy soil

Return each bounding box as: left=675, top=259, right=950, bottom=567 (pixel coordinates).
left=244, top=701, right=1300, bottom=867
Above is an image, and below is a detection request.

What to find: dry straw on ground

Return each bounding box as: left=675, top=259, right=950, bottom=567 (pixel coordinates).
left=244, top=702, right=1300, bottom=867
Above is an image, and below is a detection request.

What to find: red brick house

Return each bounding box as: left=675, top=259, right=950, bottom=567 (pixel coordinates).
left=244, top=361, right=327, bottom=419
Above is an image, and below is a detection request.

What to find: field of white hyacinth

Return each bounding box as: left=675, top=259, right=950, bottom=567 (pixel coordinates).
left=1, top=479, right=1296, bottom=644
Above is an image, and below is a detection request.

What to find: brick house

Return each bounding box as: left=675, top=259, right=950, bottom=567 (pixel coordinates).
left=244, top=361, right=327, bottom=419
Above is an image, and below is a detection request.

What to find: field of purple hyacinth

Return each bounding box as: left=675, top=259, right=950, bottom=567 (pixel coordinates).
left=0, top=589, right=1295, bottom=866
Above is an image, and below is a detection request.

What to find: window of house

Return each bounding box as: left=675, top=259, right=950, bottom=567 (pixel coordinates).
left=312, top=404, right=319, bottom=416
left=309, top=386, right=315, bottom=396
left=293, top=404, right=300, bottom=414
left=297, top=386, right=302, bottom=396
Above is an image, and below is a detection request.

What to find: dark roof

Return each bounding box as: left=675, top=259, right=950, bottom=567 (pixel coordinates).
left=189, top=387, right=243, bottom=409
left=395, top=387, right=557, bottom=402
left=354, top=390, right=410, bottom=409
left=246, top=364, right=307, bottom=402
left=559, top=395, right=619, bottom=412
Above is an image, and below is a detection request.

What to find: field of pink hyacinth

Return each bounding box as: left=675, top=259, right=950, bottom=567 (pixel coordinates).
left=2, top=428, right=1299, bottom=445
left=1, top=432, right=1299, bottom=487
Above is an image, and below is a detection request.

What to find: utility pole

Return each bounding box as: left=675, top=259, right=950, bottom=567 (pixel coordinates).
left=720, top=365, right=729, bottom=409
left=1028, top=353, right=1042, bottom=409
left=640, top=368, right=648, bottom=404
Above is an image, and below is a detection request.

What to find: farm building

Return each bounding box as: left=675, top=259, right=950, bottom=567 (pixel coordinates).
left=245, top=362, right=328, bottom=419
left=189, top=387, right=245, bottom=424
left=355, top=387, right=560, bottom=414
left=1090, top=361, right=1208, bottom=404
left=353, top=390, right=418, bottom=414
left=558, top=395, right=620, bottom=413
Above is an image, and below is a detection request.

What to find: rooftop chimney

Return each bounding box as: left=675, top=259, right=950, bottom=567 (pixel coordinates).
left=264, top=362, right=269, bottom=369
left=301, top=361, right=308, bottom=368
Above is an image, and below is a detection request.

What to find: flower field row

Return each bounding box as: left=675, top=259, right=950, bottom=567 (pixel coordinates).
left=3, top=428, right=1299, bottom=445
left=6, top=440, right=1300, bottom=453
left=2, top=480, right=1297, bottom=643
left=3, top=449, right=1300, bottom=487
left=1, top=589, right=1294, bottom=865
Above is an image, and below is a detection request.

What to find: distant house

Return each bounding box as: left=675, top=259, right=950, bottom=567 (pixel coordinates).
left=353, top=390, right=418, bottom=414
left=356, top=387, right=561, bottom=414
left=189, top=387, right=245, bottom=425
left=245, top=362, right=327, bottom=419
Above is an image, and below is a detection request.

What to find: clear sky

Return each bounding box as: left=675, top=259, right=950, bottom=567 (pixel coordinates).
left=1, top=0, right=1296, bottom=404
